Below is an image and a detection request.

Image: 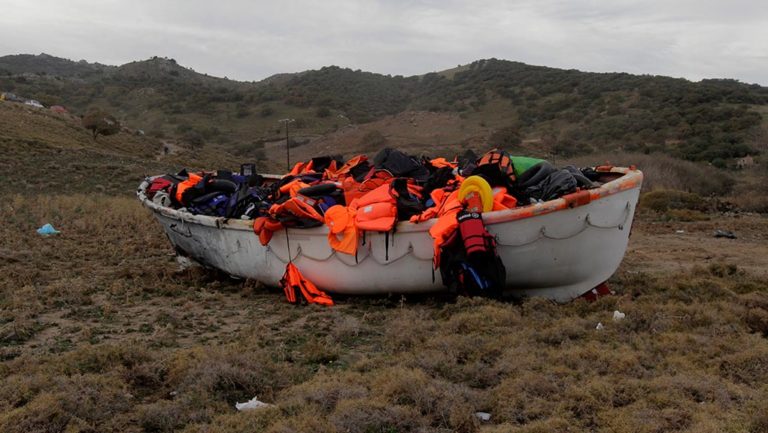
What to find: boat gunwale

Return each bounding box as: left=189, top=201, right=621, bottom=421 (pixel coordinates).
left=137, top=167, right=643, bottom=234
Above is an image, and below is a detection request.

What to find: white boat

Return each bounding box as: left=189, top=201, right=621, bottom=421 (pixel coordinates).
left=137, top=167, right=642, bottom=302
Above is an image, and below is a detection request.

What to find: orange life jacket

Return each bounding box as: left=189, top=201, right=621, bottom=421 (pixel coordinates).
left=343, top=169, right=393, bottom=205
left=430, top=157, right=458, bottom=169
left=428, top=189, right=463, bottom=268
left=174, top=173, right=203, bottom=204
left=253, top=216, right=283, bottom=246
left=269, top=197, right=324, bottom=223
left=351, top=181, right=416, bottom=232
left=492, top=187, right=518, bottom=210
left=331, top=155, right=368, bottom=179
left=356, top=202, right=398, bottom=232
left=280, top=263, right=334, bottom=306
left=324, top=205, right=358, bottom=255
left=279, top=179, right=311, bottom=198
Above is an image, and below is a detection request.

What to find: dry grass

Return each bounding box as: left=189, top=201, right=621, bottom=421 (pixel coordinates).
left=1, top=192, right=767, bottom=432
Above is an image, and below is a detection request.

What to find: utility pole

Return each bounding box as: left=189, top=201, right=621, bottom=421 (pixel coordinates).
left=279, top=118, right=295, bottom=172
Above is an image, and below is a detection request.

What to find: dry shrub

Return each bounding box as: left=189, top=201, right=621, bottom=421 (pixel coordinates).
left=299, top=338, right=340, bottom=365
left=0, top=392, right=72, bottom=433
left=663, top=208, right=710, bottom=221
left=749, top=400, right=768, bottom=433
left=0, top=373, right=52, bottom=412
left=639, top=189, right=709, bottom=212
left=563, top=152, right=734, bottom=195
left=53, top=342, right=153, bottom=375
left=0, top=314, right=42, bottom=345
left=370, top=366, right=479, bottom=432
left=491, top=371, right=564, bottom=424
left=483, top=416, right=572, bottom=433
left=384, top=308, right=435, bottom=351
left=729, top=192, right=768, bottom=213
left=264, top=408, right=336, bottom=433
left=165, top=346, right=296, bottom=404
left=279, top=371, right=368, bottom=413
left=744, top=308, right=768, bottom=336
left=330, top=398, right=422, bottom=433
left=598, top=404, right=693, bottom=433
left=443, top=299, right=522, bottom=333
left=719, top=344, right=768, bottom=385
left=136, top=398, right=211, bottom=433
left=0, top=374, right=132, bottom=433
left=179, top=407, right=282, bottom=433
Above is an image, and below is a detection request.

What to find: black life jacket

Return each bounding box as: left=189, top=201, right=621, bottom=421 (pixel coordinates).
left=390, top=177, right=424, bottom=220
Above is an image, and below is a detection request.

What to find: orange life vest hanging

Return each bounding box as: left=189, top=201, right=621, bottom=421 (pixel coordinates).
left=253, top=217, right=284, bottom=246
left=280, top=263, right=334, bottom=306
left=324, top=205, right=359, bottom=255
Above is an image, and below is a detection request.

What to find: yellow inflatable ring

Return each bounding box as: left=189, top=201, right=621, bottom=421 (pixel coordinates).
left=458, top=175, right=493, bottom=213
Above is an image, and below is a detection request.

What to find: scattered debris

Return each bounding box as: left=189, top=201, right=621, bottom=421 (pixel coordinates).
left=474, top=412, right=492, bottom=422
left=580, top=282, right=613, bottom=301
left=596, top=322, right=604, bottom=330
left=175, top=255, right=197, bottom=270
left=36, top=223, right=60, bottom=236
left=613, top=310, right=626, bottom=321
left=714, top=229, right=736, bottom=239
left=675, top=230, right=685, bottom=234
left=235, top=396, right=273, bottom=411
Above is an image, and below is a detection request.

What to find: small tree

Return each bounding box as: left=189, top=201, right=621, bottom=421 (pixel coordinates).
left=82, top=109, right=120, bottom=140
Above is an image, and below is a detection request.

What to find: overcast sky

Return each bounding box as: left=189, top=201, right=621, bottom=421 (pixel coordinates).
left=1, top=0, right=766, bottom=85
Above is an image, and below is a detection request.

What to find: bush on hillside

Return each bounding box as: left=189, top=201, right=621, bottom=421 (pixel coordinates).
left=81, top=108, right=120, bottom=140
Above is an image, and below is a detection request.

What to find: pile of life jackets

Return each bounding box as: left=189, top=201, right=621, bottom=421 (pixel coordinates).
left=146, top=148, right=599, bottom=302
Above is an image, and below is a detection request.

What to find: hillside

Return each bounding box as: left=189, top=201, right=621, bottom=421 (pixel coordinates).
left=1, top=55, right=766, bottom=168
left=0, top=102, right=241, bottom=195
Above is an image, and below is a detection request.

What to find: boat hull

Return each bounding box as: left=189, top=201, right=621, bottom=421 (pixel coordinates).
left=139, top=168, right=642, bottom=302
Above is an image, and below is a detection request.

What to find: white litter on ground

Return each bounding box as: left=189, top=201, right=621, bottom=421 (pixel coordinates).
left=613, top=310, right=626, bottom=321
left=474, top=412, right=492, bottom=422
left=235, top=396, right=273, bottom=411
left=596, top=322, right=604, bottom=330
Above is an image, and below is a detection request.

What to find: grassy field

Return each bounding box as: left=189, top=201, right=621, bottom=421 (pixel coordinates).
left=1, top=192, right=767, bottom=433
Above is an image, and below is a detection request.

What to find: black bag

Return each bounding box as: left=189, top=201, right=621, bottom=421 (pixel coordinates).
left=373, top=148, right=430, bottom=182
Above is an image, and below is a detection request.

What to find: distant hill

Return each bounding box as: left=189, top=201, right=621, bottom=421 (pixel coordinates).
left=1, top=54, right=766, bottom=167
left=0, top=53, right=111, bottom=78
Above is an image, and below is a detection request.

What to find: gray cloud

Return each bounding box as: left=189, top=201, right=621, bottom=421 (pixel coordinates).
left=0, top=0, right=765, bottom=84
